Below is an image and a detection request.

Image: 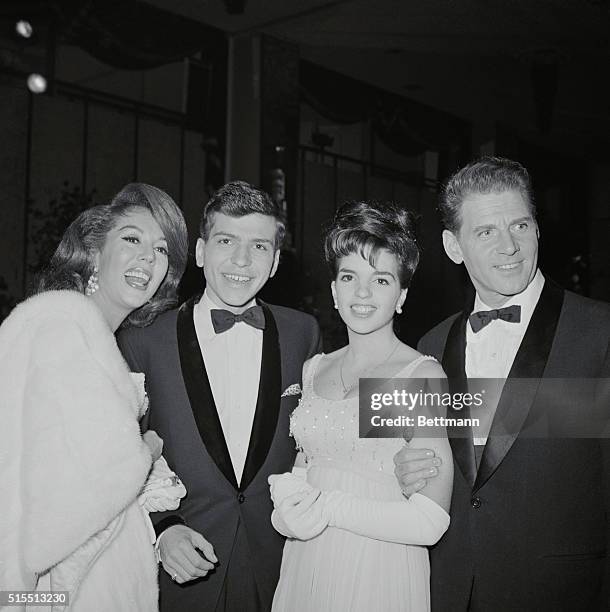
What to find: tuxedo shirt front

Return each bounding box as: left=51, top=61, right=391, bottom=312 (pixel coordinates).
left=466, top=269, right=544, bottom=445
left=193, top=290, right=262, bottom=485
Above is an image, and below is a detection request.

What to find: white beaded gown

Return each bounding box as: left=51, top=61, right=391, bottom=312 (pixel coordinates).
left=272, top=353, right=437, bottom=612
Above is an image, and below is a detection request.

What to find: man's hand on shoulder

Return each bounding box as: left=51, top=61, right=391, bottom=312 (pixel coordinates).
left=393, top=446, right=441, bottom=497
left=158, top=524, right=218, bottom=584
left=392, top=354, right=446, bottom=496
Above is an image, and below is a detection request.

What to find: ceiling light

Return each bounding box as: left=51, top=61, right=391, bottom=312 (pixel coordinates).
left=15, top=20, right=33, bottom=39
left=27, top=73, right=47, bottom=93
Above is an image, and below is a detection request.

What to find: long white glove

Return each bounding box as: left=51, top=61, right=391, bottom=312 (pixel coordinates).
left=139, top=456, right=186, bottom=512
left=321, top=489, right=449, bottom=546
left=269, top=472, right=449, bottom=545
left=268, top=469, right=328, bottom=540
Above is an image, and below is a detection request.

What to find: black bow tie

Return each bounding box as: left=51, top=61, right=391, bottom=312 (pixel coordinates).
left=469, top=304, right=521, bottom=333
left=210, top=306, right=265, bottom=334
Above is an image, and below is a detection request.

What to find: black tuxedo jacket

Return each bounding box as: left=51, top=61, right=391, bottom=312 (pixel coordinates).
left=119, top=297, right=321, bottom=611
left=418, top=279, right=610, bottom=612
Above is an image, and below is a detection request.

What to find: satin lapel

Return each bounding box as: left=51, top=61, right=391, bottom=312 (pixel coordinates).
left=443, top=310, right=477, bottom=487
left=240, top=303, right=282, bottom=491
left=177, top=297, right=238, bottom=490
left=474, top=280, right=565, bottom=491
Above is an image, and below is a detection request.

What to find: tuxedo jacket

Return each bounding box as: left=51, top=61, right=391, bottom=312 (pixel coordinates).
left=118, top=297, right=321, bottom=611
left=418, top=278, right=610, bottom=612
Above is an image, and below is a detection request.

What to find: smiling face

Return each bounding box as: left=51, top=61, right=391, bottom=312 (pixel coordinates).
left=442, top=189, right=539, bottom=307
left=331, top=249, right=407, bottom=336
left=90, top=208, right=169, bottom=329
left=195, top=212, right=280, bottom=313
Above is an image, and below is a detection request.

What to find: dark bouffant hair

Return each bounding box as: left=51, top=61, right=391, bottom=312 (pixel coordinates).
left=324, top=200, right=420, bottom=288
left=440, top=156, right=536, bottom=233
left=35, top=183, right=188, bottom=328
left=199, top=180, right=285, bottom=249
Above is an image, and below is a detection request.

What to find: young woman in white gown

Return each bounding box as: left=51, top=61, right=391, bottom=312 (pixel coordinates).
left=269, top=200, right=453, bottom=612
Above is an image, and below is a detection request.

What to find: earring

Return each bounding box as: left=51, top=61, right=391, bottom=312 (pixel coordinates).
left=396, top=304, right=403, bottom=314
left=334, top=302, right=339, bottom=310
left=85, top=267, right=99, bottom=296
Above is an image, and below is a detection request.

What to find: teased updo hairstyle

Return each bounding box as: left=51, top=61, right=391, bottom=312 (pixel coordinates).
left=324, top=200, right=420, bottom=289
left=35, top=183, right=188, bottom=327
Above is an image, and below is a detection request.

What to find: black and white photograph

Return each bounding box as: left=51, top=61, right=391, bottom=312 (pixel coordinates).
left=0, top=1, right=609, bottom=611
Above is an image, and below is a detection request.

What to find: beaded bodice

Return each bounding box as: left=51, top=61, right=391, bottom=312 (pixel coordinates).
left=290, top=353, right=436, bottom=477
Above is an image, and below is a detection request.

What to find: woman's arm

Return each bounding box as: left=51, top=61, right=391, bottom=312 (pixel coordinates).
left=319, top=360, right=452, bottom=544
left=405, top=360, right=454, bottom=513
left=270, top=472, right=449, bottom=545
left=321, top=488, right=449, bottom=545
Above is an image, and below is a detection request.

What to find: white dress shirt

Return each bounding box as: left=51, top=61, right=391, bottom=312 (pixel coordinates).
left=193, top=290, right=263, bottom=485
left=466, top=269, right=545, bottom=445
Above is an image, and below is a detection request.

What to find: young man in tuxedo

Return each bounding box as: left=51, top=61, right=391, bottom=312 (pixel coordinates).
left=395, top=157, right=610, bottom=611
left=119, top=181, right=320, bottom=611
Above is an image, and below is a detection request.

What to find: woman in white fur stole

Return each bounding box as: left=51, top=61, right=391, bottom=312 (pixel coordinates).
left=0, top=184, right=188, bottom=611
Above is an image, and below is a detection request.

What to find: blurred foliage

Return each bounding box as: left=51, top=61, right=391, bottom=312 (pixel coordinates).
left=28, top=182, right=97, bottom=275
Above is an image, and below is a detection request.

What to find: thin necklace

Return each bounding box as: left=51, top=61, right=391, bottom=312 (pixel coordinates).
left=339, top=339, right=401, bottom=395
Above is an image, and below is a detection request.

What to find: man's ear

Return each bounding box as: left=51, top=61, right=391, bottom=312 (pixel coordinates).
left=195, top=238, right=205, bottom=268
left=442, top=230, right=464, bottom=265
left=269, top=248, right=280, bottom=278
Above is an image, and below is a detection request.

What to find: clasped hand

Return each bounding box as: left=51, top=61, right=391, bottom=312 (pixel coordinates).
left=268, top=472, right=328, bottom=540
left=138, top=455, right=187, bottom=512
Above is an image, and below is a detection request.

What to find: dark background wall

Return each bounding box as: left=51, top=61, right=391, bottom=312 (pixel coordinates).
left=1, top=0, right=608, bottom=347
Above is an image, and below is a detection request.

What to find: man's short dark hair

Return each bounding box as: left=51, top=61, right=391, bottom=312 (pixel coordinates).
left=439, top=156, right=536, bottom=233
left=199, top=181, right=285, bottom=249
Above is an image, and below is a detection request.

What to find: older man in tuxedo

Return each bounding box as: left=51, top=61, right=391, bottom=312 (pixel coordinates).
left=119, top=181, right=320, bottom=611
left=395, top=157, right=610, bottom=611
